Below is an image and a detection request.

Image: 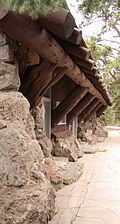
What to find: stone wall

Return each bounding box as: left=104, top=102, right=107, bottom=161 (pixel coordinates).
left=0, top=32, right=108, bottom=223
left=77, top=115, right=108, bottom=153
left=0, top=33, right=55, bottom=224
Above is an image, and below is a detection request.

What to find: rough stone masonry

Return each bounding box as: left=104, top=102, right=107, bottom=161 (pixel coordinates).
left=0, top=32, right=56, bottom=224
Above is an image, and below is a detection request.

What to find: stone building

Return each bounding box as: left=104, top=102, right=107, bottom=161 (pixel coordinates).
left=0, top=6, right=111, bottom=224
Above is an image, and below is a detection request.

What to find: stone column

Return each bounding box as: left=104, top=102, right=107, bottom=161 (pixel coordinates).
left=0, top=33, right=55, bottom=224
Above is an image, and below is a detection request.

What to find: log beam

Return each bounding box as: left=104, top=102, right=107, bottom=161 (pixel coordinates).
left=66, top=28, right=82, bottom=45
left=84, top=73, right=112, bottom=105
left=51, top=86, right=87, bottom=128
left=0, top=10, right=72, bottom=66
left=84, top=102, right=103, bottom=122
left=38, top=8, right=76, bottom=39
left=41, top=66, right=68, bottom=95
left=73, top=57, right=95, bottom=70
left=78, top=98, right=100, bottom=123
left=0, top=8, right=110, bottom=106
left=96, top=105, right=107, bottom=117
left=20, top=60, right=57, bottom=108
left=80, top=66, right=98, bottom=76
left=57, top=39, right=90, bottom=60
left=66, top=64, right=107, bottom=105
left=67, top=93, right=95, bottom=125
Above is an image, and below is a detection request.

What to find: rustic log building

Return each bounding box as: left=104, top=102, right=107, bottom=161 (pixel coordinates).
left=0, top=6, right=111, bottom=224
left=0, top=6, right=111, bottom=139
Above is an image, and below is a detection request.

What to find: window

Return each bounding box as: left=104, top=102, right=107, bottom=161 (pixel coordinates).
left=56, top=101, right=66, bottom=125
left=43, top=89, right=51, bottom=139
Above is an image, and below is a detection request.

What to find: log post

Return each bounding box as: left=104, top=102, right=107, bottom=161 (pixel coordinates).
left=67, top=93, right=95, bottom=125
left=38, top=8, right=76, bottom=39
left=51, top=86, right=88, bottom=128
left=78, top=98, right=100, bottom=123
left=96, top=105, right=107, bottom=117
left=84, top=102, right=103, bottom=122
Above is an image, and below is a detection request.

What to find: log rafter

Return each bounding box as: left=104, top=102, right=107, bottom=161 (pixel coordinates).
left=73, top=57, right=95, bottom=70
left=84, top=102, right=103, bottom=122
left=51, top=86, right=88, bottom=128
left=41, top=66, right=68, bottom=96
left=67, top=93, right=95, bottom=125
left=78, top=98, right=100, bottom=123
left=38, top=8, right=76, bottom=39
left=96, top=105, right=107, bottom=117
left=0, top=8, right=111, bottom=107
left=66, top=65, right=107, bottom=105
left=20, top=60, right=57, bottom=108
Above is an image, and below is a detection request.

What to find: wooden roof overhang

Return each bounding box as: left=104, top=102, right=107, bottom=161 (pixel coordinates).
left=0, top=7, right=112, bottom=127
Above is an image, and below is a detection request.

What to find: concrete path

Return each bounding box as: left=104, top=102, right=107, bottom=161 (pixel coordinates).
left=49, top=128, right=120, bottom=224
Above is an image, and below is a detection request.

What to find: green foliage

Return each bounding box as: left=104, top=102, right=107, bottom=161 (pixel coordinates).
left=87, top=36, right=120, bottom=125
left=79, top=0, right=120, bottom=38
left=79, top=0, right=119, bottom=19
left=80, top=0, right=120, bottom=125
left=104, top=78, right=120, bottom=125
left=86, top=37, right=112, bottom=61
left=0, top=0, right=68, bottom=18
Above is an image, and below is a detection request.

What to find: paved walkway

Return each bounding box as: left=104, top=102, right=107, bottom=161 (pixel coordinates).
left=49, top=128, right=120, bottom=224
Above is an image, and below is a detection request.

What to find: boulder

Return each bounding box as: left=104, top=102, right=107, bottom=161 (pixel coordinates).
left=0, top=179, right=55, bottom=224
left=25, top=112, right=36, bottom=139
left=35, top=129, right=53, bottom=157
left=0, top=63, right=20, bottom=90
left=0, top=127, right=55, bottom=224
left=53, top=157, right=69, bottom=169
left=0, top=91, right=34, bottom=130
left=0, top=127, right=44, bottom=187
left=53, top=138, right=78, bottom=162
left=31, top=100, right=45, bottom=130
left=54, top=157, right=84, bottom=185
left=42, top=158, right=63, bottom=190
left=62, top=161, right=84, bottom=185
left=0, top=45, right=13, bottom=62
left=68, top=136, right=83, bottom=158
left=81, top=141, right=98, bottom=154
left=0, top=32, right=7, bottom=46
left=52, top=136, right=83, bottom=162
left=78, top=129, right=93, bottom=143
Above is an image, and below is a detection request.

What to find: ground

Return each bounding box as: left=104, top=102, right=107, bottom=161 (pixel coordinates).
left=49, top=126, right=120, bottom=224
